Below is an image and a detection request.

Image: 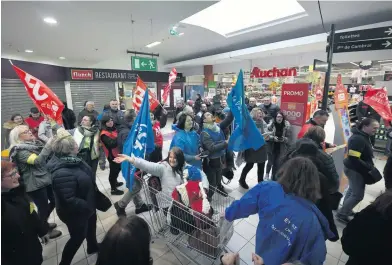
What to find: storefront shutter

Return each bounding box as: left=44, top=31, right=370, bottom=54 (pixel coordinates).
left=1, top=78, right=66, bottom=149
left=70, top=81, right=116, bottom=117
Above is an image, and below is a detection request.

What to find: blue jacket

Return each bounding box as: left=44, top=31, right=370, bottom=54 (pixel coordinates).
left=170, top=124, right=201, bottom=168
left=97, top=110, right=109, bottom=121
left=225, top=182, right=334, bottom=265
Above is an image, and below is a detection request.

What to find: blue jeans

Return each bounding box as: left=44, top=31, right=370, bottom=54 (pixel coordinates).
left=337, top=167, right=365, bottom=218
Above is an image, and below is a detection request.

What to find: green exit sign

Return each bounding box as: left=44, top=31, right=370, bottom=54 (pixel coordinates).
left=131, top=56, right=158, bottom=72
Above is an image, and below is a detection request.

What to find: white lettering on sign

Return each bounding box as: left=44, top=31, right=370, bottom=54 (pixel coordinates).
left=134, top=124, right=147, bottom=151
left=283, top=91, right=304, bottom=96
left=282, top=110, right=302, bottom=118
left=25, top=74, right=48, bottom=101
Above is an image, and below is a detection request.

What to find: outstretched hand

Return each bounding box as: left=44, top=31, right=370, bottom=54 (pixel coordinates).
left=252, top=253, right=264, bottom=265
left=113, top=154, right=133, bottom=164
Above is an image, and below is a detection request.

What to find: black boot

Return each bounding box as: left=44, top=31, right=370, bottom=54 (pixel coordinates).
left=239, top=177, right=249, bottom=189
left=135, top=204, right=153, bottom=214
left=116, top=182, right=124, bottom=187
left=111, top=188, right=124, bottom=195
left=114, top=202, right=126, bottom=217
left=87, top=243, right=100, bottom=255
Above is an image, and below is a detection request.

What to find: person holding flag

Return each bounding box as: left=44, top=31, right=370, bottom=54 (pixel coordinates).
left=113, top=85, right=155, bottom=217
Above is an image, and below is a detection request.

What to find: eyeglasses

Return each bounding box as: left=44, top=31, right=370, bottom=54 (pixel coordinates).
left=3, top=170, right=18, bottom=179
left=19, top=129, right=32, bottom=135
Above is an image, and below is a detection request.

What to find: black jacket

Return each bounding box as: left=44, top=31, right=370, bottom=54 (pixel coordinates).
left=105, top=109, right=124, bottom=127
left=343, top=127, right=374, bottom=181
left=342, top=205, right=392, bottom=265
left=356, top=101, right=381, bottom=122
left=78, top=109, right=99, bottom=124
left=47, top=155, right=96, bottom=224
left=117, top=122, right=132, bottom=153
left=261, top=103, right=280, bottom=123
left=1, top=186, right=47, bottom=265
left=194, top=98, right=202, bottom=114
left=384, top=154, right=392, bottom=190
left=62, top=103, right=76, bottom=130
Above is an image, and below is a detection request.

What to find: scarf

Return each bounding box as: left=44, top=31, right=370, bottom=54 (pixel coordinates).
left=274, top=122, right=285, bottom=137
left=203, top=122, right=220, bottom=133
left=60, top=156, right=83, bottom=164
left=74, top=126, right=100, bottom=160
left=9, top=140, right=44, bottom=162
left=254, top=119, right=266, bottom=134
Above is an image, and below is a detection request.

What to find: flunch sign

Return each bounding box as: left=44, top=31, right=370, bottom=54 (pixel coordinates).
left=71, top=69, right=93, bottom=80
left=251, top=67, right=297, bottom=78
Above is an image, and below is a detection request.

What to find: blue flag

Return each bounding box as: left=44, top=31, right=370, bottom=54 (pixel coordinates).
left=226, top=70, right=265, bottom=151
left=121, top=88, right=155, bottom=189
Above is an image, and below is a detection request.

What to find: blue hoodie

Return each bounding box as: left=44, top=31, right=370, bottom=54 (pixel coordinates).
left=170, top=124, right=201, bottom=168
left=225, top=182, right=334, bottom=265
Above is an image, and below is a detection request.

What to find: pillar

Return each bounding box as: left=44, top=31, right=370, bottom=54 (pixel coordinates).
left=204, top=65, right=213, bottom=88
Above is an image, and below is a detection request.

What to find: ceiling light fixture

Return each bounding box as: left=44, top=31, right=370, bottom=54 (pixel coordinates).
left=181, top=0, right=307, bottom=38
left=59, top=56, right=66, bottom=60
left=178, top=32, right=185, bottom=36
left=44, top=17, right=57, bottom=24
left=146, top=41, right=161, bottom=48
left=378, top=59, right=392, bottom=63
left=25, top=49, right=33, bottom=53
left=350, top=62, right=359, bottom=66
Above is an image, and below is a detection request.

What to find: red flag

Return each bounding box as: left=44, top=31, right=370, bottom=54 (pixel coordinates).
left=133, top=77, right=159, bottom=112
left=363, top=87, right=392, bottom=121
left=162, top=68, right=177, bottom=104
left=12, top=65, right=64, bottom=124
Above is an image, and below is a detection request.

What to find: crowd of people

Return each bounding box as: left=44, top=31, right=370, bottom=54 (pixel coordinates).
left=2, top=91, right=392, bottom=265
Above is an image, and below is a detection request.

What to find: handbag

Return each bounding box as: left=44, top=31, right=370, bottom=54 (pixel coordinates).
left=95, top=185, right=112, bottom=212
left=367, top=167, right=382, bottom=184
left=329, top=192, right=343, bottom=210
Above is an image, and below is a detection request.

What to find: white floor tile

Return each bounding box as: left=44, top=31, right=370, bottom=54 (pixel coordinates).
left=324, top=253, right=339, bottom=265
left=42, top=255, right=58, bottom=265
left=234, top=220, right=257, bottom=241
left=339, top=251, right=349, bottom=262
left=43, top=240, right=58, bottom=260
left=87, top=253, right=98, bottom=265
left=238, top=242, right=256, bottom=265
left=326, top=240, right=343, bottom=260
left=226, top=232, right=248, bottom=253
left=150, top=239, right=170, bottom=260
left=155, top=249, right=190, bottom=265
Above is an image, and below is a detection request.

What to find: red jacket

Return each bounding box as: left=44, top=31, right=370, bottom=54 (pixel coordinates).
left=153, top=122, right=163, bottom=147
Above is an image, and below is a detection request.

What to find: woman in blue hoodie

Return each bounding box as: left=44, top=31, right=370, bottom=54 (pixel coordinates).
left=170, top=113, right=202, bottom=168
left=225, top=157, right=334, bottom=265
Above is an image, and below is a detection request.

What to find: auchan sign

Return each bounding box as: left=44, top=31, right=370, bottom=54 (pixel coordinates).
left=251, top=67, right=297, bottom=78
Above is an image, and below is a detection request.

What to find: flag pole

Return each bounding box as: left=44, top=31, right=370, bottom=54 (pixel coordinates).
left=9, top=60, right=14, bottom=66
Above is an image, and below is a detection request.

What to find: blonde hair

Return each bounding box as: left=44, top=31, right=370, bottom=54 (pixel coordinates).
left=250, top=107, right=263, bottom=119
left=9, top=125, right=30, bottom=149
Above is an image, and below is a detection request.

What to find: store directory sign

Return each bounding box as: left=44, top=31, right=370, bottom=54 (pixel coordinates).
left=333, top=25, right=392, bottom=53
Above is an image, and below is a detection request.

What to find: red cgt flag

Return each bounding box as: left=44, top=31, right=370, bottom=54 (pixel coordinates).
left=162, top=68, right=177, bottom=104
left=12, top=64, right=64, bottom=124
left=363, top=87, right=392, bottom=121
left=133, top=77, right=159, bottom=112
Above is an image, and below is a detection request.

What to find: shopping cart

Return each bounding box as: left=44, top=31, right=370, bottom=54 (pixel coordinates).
left=138, top=174, right=235, bottom=265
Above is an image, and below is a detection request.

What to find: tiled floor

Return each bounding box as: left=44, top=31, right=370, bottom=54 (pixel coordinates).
left=42, top=119, right=387, bottom=265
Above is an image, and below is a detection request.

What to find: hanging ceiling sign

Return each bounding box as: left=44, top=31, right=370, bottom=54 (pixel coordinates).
left=333, top=26, right=392, bottom=53
left=250, top=67, right=297, bottom=78
left=334, top=26, right=392, bottom=42
left=131, top=56, right=158, bottom=72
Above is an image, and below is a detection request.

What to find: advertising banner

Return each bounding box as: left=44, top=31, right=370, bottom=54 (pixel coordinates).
left=281, top=102, right=305, bottom=126
left=280, top=83, right=309, bottom=127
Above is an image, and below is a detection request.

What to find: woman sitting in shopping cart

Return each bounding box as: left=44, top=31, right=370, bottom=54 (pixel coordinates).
left=224, top=157, right=335, bottom=265
left=114, top=147, right=209, bottom=209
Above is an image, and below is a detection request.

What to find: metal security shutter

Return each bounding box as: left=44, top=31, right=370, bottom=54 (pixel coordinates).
left=1, top=79, right=66, bottom=148
left=70, top=81, right=115, bottom=116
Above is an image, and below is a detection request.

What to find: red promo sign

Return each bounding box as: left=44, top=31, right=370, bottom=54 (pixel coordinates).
left=71, top=69, right=93, bottom=80
left=363, top=87, right=392, bottom=121
left=281, top=102, right=305, bottom=126
left=281, top=83, right=309, bottom=103
left=12, top=65, right=64, bottom=124
left=334, top=74, right=348, bottom=109
left=250, top=67, right=297, bottom=78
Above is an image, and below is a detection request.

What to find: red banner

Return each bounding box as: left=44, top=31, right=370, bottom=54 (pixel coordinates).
left=363, top=87, right=392, bottom=121
left=12, top=65, right=64, bottom=124
left=162, top=68, right=177, bottom=103
left=133, top=77, right=159, bottom=112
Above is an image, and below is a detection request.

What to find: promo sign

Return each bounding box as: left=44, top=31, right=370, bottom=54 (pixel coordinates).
left=280, top=83, right=309, bottom=126
left=281, top=102, right=305, bottom=126
left=334, top=74, right=349, bottom=110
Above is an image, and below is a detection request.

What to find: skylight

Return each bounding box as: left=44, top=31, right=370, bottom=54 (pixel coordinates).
left=181, top=0, right=307, bottom=38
